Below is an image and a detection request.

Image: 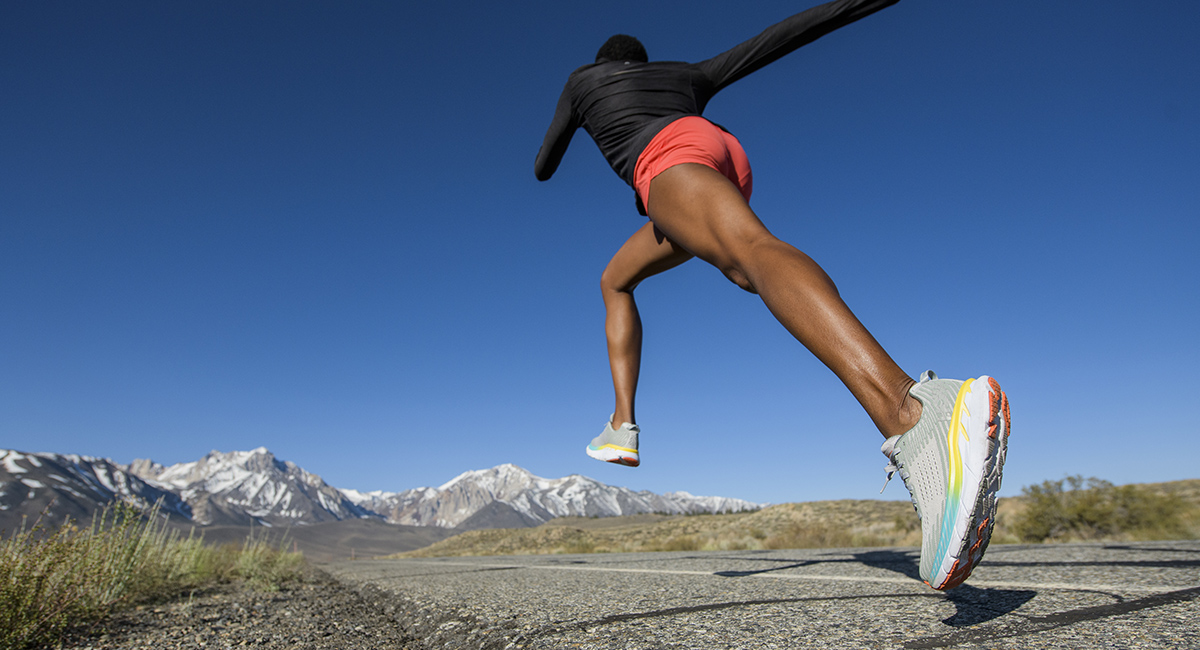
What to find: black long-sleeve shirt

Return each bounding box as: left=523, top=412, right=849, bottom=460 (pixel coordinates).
left=535, top=0, right=900, bottom=189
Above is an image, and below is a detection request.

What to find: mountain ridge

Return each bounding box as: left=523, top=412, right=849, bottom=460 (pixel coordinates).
left=0, top=448, right=762, bottom=533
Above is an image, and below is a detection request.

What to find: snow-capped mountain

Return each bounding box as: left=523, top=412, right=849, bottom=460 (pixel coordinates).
left=1, top=448, right=762, bottom=532
left=340, top=464, right=762, bottom=529
left=128, top=448, right=374, bottom=526
left=0, top=449, right=191, bottom=531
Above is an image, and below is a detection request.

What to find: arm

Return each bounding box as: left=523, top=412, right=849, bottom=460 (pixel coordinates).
left=696, top=0, right=900, bottom=92
left=534, top=84, right=579, bottom=181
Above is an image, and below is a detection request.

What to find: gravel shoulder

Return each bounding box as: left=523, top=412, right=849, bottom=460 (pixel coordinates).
left=58, top=541, right=1200, bottom=650
left=58, top=570, right=422, bottom=650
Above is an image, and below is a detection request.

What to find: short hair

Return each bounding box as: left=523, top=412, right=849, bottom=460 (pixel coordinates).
left=596, top=34, right=647, bottom=63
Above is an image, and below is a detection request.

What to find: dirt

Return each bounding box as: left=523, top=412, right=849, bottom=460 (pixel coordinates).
left=57, top=570, right=424, bottom=650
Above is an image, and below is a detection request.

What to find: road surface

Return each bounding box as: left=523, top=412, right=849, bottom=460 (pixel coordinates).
left=325, top=541, right=1200, bottom=649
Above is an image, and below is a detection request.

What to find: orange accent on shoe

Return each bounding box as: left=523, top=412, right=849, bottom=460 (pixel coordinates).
left=938, top=558, right=966, bottom=590
left=987, top=378, right=1002, bottom=439
left=969, top=533, right=985, bottom=557
left=940, top=517, right=993, bottom=590
left=943, top=560, right=974, bottom=590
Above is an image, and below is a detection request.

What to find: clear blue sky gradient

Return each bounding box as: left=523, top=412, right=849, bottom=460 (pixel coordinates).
left=3, top=1, right=1197, bottom=505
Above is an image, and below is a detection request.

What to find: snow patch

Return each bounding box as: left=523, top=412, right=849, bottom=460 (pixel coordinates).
left=2, top=451, right=29, bottom=474
left=93, top=466, right=118, bottom=493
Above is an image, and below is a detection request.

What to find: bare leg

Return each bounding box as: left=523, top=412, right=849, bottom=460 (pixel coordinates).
left=601, top=221, right=693, bottom=428
left=646, top=163, right=920, bottom=438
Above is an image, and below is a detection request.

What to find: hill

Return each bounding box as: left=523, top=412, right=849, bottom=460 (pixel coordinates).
left=396, top=479, right=1200, bottom=558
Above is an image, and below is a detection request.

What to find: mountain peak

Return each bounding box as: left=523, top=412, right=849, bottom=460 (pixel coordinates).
left=3, top=448, right=763, bottom=532
left=200, top=447, right=274, bottom=463
left=382, top=462, right=762, bottom=529
left=437, top=463, right=534, bottom=492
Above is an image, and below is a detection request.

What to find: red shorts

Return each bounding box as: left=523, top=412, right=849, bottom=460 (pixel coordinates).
left=633, top=116, right=753, bottom=214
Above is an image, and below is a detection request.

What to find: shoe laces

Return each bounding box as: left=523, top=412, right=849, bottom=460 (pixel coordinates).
left=880, top=463, right=897, bottom=493
left=879, top=436, right=901, bottom=494
left=880, top=447, right=920, bottom=518
left=880, top=460, right=903, bottom=494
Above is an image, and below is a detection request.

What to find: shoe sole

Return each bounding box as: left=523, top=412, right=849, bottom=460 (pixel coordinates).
left=929, top=376, right=1009, bottom=590
left=586, top=444, right=640, bottom=467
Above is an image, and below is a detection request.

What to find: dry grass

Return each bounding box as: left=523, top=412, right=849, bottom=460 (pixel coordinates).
left=396, top=479, right=1199, bottom=559
left=397, top=499, right=924, bottom=558
left=1007, top=477, right=1199, bottom=543
left=0, top=503, right=303, bottom=650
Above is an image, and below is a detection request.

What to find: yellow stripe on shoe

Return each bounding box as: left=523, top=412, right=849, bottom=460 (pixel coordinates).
left=593, top=443, right=638, bottom=454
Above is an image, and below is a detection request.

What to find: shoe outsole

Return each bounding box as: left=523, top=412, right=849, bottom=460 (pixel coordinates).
left=586, top=445, right=640, bottom=467
left=930, top=376, right=1009, bottom=590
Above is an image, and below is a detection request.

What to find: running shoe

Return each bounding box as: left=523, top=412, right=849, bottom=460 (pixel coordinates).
left=586, top=417, right=640, bottom=467
left=881, top=370, right=1010, bottom=590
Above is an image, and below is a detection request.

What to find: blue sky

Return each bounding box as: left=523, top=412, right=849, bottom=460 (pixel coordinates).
left=2, top=0, right=1197, bottom=506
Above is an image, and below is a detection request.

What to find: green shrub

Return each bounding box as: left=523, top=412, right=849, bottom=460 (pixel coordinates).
left=0, top=503, right=303, bottom=650
left=235, top=533, right=304, bottom=591
left=1011, top=476, right=1188, bottom=543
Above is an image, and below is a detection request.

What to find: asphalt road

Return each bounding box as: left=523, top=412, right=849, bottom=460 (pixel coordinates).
left=324, top=541, right=1200, bottom=649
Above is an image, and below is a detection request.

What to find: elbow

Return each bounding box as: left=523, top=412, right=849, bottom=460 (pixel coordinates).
left=534, top=152, right=547, bottom=181
left=534, top=154, right=556, bottom=181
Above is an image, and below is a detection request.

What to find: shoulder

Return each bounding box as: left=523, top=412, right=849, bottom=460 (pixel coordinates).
left=561, top=63, right=603, bottom=95
left=566, top=62, right=607, bottom=80
left=569, top=60, right=697, bottom=83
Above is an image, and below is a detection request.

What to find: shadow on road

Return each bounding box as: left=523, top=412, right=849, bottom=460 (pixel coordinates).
left=852, top=549, right=921, bottom=580
left=939, top=585, right=1037, bottom=626
left=707, top=549, right=1036, bottom=627
left=851, top=549, right=1036, bottom=626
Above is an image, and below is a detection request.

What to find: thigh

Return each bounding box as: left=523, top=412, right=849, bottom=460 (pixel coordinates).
left=645, top=163, right=775, bottom=269
left=603, top=221, right=693, bottom=293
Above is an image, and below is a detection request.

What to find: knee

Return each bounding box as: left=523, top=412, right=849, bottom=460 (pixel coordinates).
left=600, top=264, right=632, bottom=297
left=713, top=235, right=779, bottom=294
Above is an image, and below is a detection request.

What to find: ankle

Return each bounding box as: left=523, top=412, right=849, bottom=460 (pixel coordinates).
left=898, top=391, right=922, bottom=433
left=880, top=378, right=920, bottom=439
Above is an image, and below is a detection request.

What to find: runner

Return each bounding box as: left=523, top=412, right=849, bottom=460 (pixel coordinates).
left=534, top=0, right=1010, bottom=590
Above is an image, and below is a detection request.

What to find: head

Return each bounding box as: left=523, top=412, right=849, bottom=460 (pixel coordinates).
left=596, top=34, right=647, bottom=64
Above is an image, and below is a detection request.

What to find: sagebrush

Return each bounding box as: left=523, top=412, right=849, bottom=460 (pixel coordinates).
left=0, top=503, right=303, bottom=650
left=1009, top=476, right=1192, bottom=542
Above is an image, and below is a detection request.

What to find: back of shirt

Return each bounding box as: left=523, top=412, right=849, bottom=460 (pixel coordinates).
left=534, top=0, right=901, bottom=189
left=567, top=60, right=717, bottom=186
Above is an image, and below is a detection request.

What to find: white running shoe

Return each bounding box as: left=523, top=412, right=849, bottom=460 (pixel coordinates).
left=586, top=417, right=640, bottom=467
left=881, top=371, right=1011, bottom=590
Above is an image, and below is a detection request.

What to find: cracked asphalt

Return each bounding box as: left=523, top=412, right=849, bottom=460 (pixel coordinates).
left=324, top=541, right=1200, bottom=649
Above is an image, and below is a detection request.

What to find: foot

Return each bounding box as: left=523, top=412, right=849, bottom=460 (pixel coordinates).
left=586, top=417, right=640, bottom=467
left=881, top=371, right=1011, bottom=590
